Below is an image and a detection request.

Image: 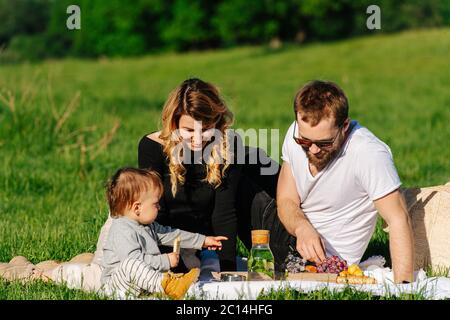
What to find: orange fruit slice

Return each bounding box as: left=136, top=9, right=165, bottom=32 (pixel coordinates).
left=305, top=265, right=317, bottom=273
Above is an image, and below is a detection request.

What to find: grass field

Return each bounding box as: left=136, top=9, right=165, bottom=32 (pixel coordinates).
left=0, top=28, right=449, bottom=299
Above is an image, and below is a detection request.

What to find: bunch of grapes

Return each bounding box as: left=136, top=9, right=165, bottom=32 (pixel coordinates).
left=316, top=255, right=348, bottom=274
left=284, top=251, right=307, bottom=273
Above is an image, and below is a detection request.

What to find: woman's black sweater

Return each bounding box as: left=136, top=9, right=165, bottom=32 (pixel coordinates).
left=138, top=135, right=242, bottom=271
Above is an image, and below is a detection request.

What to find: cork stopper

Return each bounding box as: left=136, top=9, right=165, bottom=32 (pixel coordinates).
left=251, top=230, right=270, bottom=245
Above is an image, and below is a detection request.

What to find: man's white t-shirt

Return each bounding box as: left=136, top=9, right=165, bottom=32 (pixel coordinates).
left=281, top=120, right=401, bottom=264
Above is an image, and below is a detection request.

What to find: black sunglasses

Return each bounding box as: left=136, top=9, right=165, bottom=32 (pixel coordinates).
left=293, top=121, right=343, bottom=150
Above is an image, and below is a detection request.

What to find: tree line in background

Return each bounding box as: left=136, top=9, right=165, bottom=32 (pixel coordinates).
left=0, top=0, right=449, bottom=61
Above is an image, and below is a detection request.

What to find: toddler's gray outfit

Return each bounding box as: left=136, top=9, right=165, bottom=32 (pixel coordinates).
left=101, top=216, right=205, bottom=297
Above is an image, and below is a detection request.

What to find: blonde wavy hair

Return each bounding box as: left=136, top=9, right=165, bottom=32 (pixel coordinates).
left=159, top=78, right=234, bottom=196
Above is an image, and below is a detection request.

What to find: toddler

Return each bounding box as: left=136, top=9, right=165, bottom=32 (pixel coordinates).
left=101, top=167, right=226, bottom=299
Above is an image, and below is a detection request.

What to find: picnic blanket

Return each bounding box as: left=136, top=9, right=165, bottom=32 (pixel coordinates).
left=184, top=252, right=450, bottom=300
left=1, top=248, right=450, bottom=300
left=188, top=275, right=450, bottom=300
left=50, top=252, right=450, bottom=299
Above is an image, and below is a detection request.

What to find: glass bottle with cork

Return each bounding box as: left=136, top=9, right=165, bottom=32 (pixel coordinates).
left=247, top=229, right=275, bottom=280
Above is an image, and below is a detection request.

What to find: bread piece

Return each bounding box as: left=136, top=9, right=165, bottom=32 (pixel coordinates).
left=337, top=275, right=376, bottom=284
left=173, top=236, right=181, bottom=254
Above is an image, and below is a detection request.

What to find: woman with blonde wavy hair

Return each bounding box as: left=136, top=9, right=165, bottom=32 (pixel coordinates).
left=137, top=78, right=245, bottom=271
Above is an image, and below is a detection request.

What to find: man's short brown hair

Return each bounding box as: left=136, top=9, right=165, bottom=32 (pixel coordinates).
left=294, top=80, right=348, bottom=127
left=106, top=167, right=163, bottom=217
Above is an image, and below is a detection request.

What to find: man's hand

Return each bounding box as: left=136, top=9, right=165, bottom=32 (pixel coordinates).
left=168, top=252, right=180, bottom=268
left=295, top=220, right=326, bottom=264
left=203, top=236, right=228, bottom=250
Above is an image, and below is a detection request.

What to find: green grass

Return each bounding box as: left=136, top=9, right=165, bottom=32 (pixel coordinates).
left=257, top=286, right=429, bottom=300
left=1, top=28, right=449, bottom=299
left=0, top=279, right=107, bottom=300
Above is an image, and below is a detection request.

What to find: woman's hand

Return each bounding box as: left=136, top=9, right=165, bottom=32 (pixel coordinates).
left=203, top=236, right=228, bottom=250
left=168, top=252, right=180, bottom=267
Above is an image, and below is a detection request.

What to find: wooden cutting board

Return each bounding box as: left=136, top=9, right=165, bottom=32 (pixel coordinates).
left=213, top=271, right=338, bottom=283
left=285, top=272, right=338, bottom=282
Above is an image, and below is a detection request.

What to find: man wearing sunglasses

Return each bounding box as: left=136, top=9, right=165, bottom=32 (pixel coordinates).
left=277, top=80, right=414, bottom=283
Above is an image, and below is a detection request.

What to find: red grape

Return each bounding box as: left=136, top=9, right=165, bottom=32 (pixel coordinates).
left=315, top=255, right=348, bottom=274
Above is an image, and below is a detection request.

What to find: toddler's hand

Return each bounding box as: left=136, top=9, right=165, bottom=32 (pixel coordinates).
left=203, top=236, right=228, bottom=250
left=168, top=252, right=179, bottom=267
